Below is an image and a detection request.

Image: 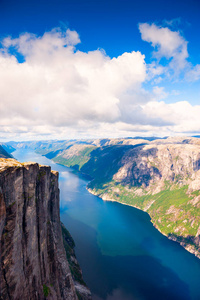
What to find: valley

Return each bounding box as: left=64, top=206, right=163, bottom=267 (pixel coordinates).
left=9, top=137, right=200, bottom=258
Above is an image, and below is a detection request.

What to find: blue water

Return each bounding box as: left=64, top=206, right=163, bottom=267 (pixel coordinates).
left=14, top=149, right=200, bottom=300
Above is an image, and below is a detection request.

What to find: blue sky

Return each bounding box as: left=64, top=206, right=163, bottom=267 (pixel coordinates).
left=1, top=0, right=199, bottom=59
left=0, top=0, right=200, bottom=140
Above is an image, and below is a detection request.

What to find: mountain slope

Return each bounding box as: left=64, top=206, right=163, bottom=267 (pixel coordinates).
left=0, top=145, right=13, bottom=158
left=39, top=137, right=200, bottom=258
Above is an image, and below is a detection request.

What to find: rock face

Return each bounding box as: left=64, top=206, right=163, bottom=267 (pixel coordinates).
left=0, top=158, right=78, bottom=300
left=61, top=224, right=91, bottom=300
left=113, top=143, right=200, bottom=192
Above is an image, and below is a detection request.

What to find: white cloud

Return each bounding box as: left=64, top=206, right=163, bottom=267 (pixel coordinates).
left=142, top=101, right=200, bottom=133
left=0, top=26, right=200, bottom=141
left=0, top=28, right=148, bottom=139
left=152, top=86, right=168, bottom=100
left=186, top=64, right=200, bottom=81
left=2, top=28, right=81, bottom=57
left=139, top=23, right=189, bottom=75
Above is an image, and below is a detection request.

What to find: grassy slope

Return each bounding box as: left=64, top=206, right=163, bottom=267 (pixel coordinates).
left=89, top=181, right=200, bottom=256
left=53, top=146, right=96, bottom=170
left=52, top=145, right=134, bottom=177
left=45, top=145, right=200, bottom=256
left=93, top=182, right=200, bottom=236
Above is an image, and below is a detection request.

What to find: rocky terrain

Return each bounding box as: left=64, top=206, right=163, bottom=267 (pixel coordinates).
left=0, top=158, right=91, bottom=300
left=25, top=136, right=200, bottom=259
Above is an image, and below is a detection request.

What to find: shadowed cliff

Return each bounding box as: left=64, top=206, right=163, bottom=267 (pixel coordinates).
left=0, top=158, right=91, bottom=300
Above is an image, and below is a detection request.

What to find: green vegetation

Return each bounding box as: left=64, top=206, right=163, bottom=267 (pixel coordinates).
left=76, top=291, right=83, bottom=300
left=43, top=142, right=200, bottom=255
left=53, top=146, right=96, bottom=170
left=51, top=145, right=134, bottom=185
left=80, top=145, right=134, bottom=191
left=148, top=186, right=200, bottom=237
left=192, top=190, right=200, bottom=197
left=61, top=223, right=86, bottom=286
left=43, top=284, right=50, bottom=298
left=175, top=174, right=183, bottom=182
left=168, top=233, right=200, bottom=251
left=91, top=181, right=200, bottom=240
left=8, top=201, right=16, bottom=208
left=37, top=170, right=46, bottom=180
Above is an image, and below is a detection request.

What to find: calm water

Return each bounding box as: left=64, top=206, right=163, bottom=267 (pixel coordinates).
left=14, top=149, right=200, bottom=300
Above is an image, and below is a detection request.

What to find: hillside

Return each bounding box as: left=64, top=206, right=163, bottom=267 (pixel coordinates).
left=0, top=145, right=13, bottom=158
left=35, top=137, right=200, bottom=258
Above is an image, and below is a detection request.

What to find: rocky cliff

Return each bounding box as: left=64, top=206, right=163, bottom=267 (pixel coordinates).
left=0, top=158, right=90, bottom=300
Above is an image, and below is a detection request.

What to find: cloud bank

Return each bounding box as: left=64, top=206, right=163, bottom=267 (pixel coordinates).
left=0, top=24, right=200, bottom=140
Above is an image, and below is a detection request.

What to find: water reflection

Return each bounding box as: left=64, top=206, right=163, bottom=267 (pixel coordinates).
left=59, top=171, right=80, bottom=208
left=62, top=214, right=191, bottom=300
left=93, top=289, right=136, bottom=300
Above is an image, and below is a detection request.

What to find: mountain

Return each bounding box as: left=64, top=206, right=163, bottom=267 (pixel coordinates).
left=7, top=137, right=149, bottom=154
left=0, top=143, right=16, bottom=154
left=29, top=136, right=200, bottom=259
left=0, top=145, right=13, bottom=158
left=0, top=158, right=91, bottom=300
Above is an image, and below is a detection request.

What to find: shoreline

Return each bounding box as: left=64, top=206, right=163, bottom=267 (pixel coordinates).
left=42, top=157, right=200, bottom=261
left=86, top=186, right=200, bottom=260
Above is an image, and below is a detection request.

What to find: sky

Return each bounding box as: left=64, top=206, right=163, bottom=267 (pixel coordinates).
left=0, top=0, right=200, bottom=141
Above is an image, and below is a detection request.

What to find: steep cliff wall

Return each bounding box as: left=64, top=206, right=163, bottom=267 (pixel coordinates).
left=0, top=158, right=86, bottom=300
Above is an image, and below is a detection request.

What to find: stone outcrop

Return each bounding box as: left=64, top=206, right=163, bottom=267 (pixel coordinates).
left=0, top=158, right=84, bottom=300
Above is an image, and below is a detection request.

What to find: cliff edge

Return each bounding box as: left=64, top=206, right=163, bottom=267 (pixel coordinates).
left=0, top=158, right=90, bottom=300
